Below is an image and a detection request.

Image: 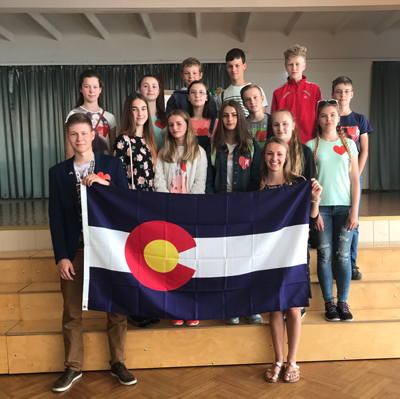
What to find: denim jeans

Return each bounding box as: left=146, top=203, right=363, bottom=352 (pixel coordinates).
left=315, top=206, right=352, bottom=303
left=350, top=174, right=362, bottom=266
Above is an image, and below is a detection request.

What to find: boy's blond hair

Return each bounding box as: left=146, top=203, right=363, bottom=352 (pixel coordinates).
left=284, top=44, right=307, bottom=64
left=181, top=57, right=202, bottom=74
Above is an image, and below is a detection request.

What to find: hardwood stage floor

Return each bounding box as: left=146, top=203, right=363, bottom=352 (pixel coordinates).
left=1, top=359, right=399, bottom=399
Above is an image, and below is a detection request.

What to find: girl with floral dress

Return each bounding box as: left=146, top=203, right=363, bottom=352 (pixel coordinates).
left=113, top=93, right=158, bottom=328
left=113, top=93, right=158, bottom=191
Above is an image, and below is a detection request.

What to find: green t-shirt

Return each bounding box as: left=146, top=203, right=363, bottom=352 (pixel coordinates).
left=306, top=137, right=358, bottom=206
left=246, top=114, right=270, bottom=149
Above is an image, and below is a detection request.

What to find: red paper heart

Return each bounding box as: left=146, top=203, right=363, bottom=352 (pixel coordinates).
left=180, top=162, right=186, bottom=172
left=155, top=120, right=166, bottom=130
left=97, top=172, right=111, bottom=181
left=255, top=129, right=267, bottom=143
left=196, top=127, right=209, bottom=137
left=239, top=156, right=250, bottom=169
left=96, top=125, right=109, bottom=138
left=333, top=145, right=346, bottom=156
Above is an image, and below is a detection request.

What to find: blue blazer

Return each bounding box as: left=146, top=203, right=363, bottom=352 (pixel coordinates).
left=48, top=152, right=128, bottom=264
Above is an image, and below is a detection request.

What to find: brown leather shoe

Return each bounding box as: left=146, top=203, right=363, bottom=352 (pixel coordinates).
left=52, top=368, right=82, bottom=392
left=110, top=362, right=137, bottom=386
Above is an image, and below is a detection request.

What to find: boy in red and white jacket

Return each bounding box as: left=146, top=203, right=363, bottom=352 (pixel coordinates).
left=271, top=44, right=321, bottom=144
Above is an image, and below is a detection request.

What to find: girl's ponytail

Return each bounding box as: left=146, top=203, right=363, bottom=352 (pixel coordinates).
left=313, top=135, right=320, bottom=176
left=337, top=124, right=352, bottom=173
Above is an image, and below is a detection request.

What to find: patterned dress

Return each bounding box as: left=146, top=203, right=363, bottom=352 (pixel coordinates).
left=113, top=135, right=154, bottom=191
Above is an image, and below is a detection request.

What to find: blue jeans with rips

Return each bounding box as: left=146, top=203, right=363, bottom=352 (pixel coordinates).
left=350, top=175, right=362, bottom=266
left=315, top=206, right=353, bottom=303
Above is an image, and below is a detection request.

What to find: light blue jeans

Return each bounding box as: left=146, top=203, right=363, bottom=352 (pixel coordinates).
left=315, top=206, right=352, bottom=303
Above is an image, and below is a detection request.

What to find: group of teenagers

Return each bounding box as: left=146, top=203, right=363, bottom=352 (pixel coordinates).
left=49, top=44, right=372, bottom=392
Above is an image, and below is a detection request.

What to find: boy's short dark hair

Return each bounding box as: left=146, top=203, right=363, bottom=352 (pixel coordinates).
left=181, top=57, right=202, bottom=74
left=65, top=113, right=93, bottom=132
left=225, top=48, right=246, bottom=64
left=332, top=76, right=353, bottom=92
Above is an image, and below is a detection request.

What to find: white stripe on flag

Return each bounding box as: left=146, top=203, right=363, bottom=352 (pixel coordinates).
left=85, top=224, right=308, bottom=278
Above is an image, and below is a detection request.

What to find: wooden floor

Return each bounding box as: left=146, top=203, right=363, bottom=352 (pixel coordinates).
left=0, top=359, right=399, bottom=399
left=1, top=190, right=400, bottom=226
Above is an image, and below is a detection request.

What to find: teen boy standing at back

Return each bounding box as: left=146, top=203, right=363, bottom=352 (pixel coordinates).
left=166, top=57, right=217, bottom=117
left=217, top=48, right=268, bottom=117
left=332, top=76, right=373, bottom=280
left=271, top=44, right=321, bottom=144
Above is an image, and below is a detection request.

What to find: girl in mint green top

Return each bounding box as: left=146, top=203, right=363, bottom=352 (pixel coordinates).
left=306, top=99, right=359, bottom=322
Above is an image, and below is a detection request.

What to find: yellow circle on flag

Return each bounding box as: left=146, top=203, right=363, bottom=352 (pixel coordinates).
left=144, top=240, right=179, bottom=273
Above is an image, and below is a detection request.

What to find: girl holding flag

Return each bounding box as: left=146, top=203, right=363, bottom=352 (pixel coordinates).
left=257, top=137, right=322, bottom=383
left=154, top=109, right=207, bottom=326
left=113, top=93, right=158, bottom=328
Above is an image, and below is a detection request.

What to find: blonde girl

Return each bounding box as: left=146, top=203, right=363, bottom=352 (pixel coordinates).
left=271, top=109, right=314, bottom=180
left=306, top=99, right=359, bottom=322
left=65, top=69, right=116, bottom=158
left=260, top=137, right=322, bottom=384
left=154, top=109, right=207, bottom=326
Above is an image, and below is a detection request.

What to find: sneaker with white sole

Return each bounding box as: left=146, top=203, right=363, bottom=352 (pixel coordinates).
left=337, top=301, right=353, bottom=322
left=52, top=368, right=82, bottom=392
left=247, top=314, right=263, bottom=324
left=171, top=320, right=184, bottom=326
left=324, top=301, right=340, bottom=322
left=226, top=317, right=240, bottom=325
left=110, top=362, right=137, bottom=386
left=186, top=320, right=199, bottom=326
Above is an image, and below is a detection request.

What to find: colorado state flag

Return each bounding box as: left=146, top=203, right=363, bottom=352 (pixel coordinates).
left=81, top=181, right=311, bottom=320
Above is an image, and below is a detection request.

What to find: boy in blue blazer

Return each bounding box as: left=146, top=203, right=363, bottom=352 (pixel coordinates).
left=49, top=113, right=134, bottom=392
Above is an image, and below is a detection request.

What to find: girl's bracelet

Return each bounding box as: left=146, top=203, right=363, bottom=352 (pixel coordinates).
left=311, top=200, right=321, bottom=205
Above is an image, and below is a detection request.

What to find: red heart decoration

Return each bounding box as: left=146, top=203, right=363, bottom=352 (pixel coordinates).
left=97, top=172, right=111, bottom=181
left=239, top=156, right=250, bottom=170
left=180, top=162, right=186, bottom=172
left=255, top=129, right=267, bottom=143
left=96, top=125, right=108, bottom=138
left=344, top=126, right=358, bottom=142
left=333, top=145, right=346, bottom=156
left=196, top=127, right=209, bottom=137
left=155, top=120, right=166, bottom=130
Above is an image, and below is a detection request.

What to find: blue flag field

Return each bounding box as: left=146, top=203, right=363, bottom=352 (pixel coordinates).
left=81, top=181, right=311, bottom=320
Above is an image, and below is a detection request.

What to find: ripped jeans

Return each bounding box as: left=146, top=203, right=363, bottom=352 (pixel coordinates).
left=315, top=206, right=352, bottom=303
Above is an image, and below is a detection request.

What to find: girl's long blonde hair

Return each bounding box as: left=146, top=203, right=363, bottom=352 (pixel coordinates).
left=159, top=109, right=200, bottom=164
left=260, top=137, right=300, bottom=189
left=313, top=102, right=352, bottom=175
left=271, top=109, right=304, bottom=176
